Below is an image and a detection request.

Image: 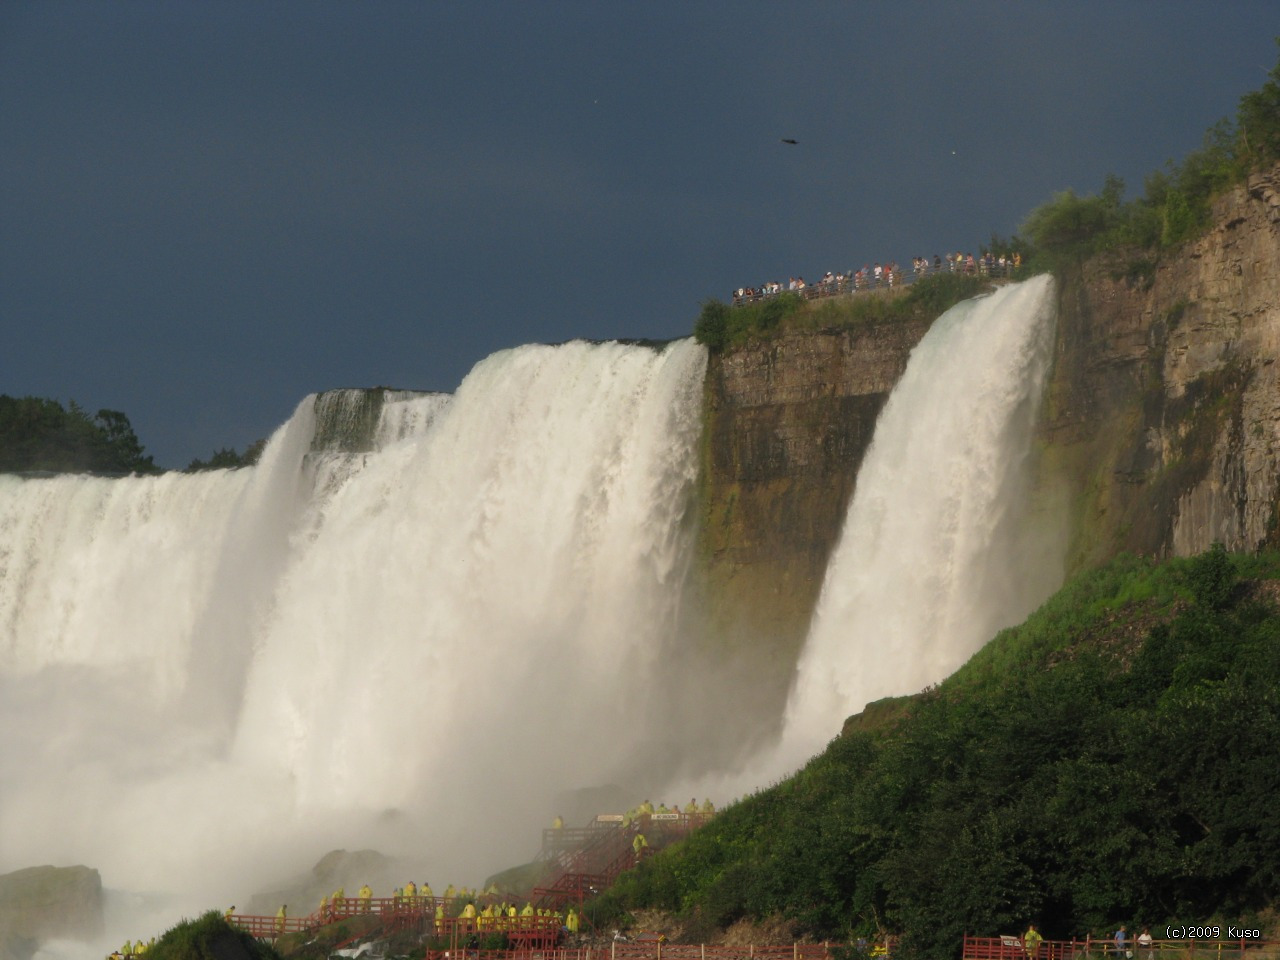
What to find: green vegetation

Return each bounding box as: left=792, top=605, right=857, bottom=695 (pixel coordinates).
left=146, top=911, right=280, bottom=960
left=186, top=438, right=266, bottom=472
left=694, top=273, right=993, bottom=351
left=588, top=547, right=1280, bottom=959
left=0, top=395, right=158, bottom=474
left=695, top=292, right=805, bottom=350
left=0, top=393, right=268, bottom=474
left=1023, top=39, right=1280, bottom=267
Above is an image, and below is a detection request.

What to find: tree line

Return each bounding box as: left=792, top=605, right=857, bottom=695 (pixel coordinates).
left=1021, top=39, right=1280, bottom=266
left=0, top=394, right=262, bottom=474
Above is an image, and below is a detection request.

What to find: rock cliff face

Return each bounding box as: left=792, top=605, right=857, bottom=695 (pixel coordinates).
left=692, top=309, right=931, bottom=724
left=0, top=865, right=103, bottom=960
left=1042, top=163, right=1280, bottom=566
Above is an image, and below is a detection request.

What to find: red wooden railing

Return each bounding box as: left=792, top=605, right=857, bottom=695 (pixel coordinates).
left=962, top=936, right=1280, bottom=960
left=228, top=812, right=718, bottom=945
left=419, top=946, right=836, bottom=960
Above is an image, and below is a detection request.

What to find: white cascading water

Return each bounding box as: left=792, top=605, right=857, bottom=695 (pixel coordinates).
left=0, top=339, right=706, bottom=921
left=774, top=274, right=1062, bottom=763
left=0, top=277, right=1063, bottom=951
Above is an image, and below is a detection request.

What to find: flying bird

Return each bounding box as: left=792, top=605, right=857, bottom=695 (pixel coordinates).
left=781, top=138, right=798, bottom=145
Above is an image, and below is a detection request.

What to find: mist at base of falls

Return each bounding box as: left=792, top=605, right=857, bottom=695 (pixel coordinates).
left=0, top=339, right=730, bottom=912
left=0, top=277, right=1064, bottom=949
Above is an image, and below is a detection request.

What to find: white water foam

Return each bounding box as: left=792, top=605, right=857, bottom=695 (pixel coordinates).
left=2, top=277, right=1063, bottom=948
left=0, top=339, right=705, bottom=921
left=776, top=274, right=1062, bottom=762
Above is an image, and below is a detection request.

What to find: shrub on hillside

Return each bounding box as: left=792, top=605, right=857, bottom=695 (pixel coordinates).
left=146, top=912, right=280, bottom=960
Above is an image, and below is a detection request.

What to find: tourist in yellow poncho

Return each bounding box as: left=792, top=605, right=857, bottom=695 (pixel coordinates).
left=1023, top=925, right=1043, bottom=959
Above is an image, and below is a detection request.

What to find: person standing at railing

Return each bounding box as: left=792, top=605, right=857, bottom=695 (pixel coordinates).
left=1115, top=926, right=1129, bottom=958
left=275, top=905, right=287, bottom=935
left=1137, top=929, right=1153, bottom=960
left=224, top=906, right=235, bottom=922
left=1023, top=924, right=1043, bottom=959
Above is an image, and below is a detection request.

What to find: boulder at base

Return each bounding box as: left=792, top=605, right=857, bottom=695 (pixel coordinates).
left=0, top=865, right=104, bottom=960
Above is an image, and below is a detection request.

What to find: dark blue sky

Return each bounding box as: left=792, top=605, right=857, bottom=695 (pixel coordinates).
left=3, top=2, right=1275, bottom=468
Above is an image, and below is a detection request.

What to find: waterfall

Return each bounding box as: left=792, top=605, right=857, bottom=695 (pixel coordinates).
left=776, top=274, right=1061, bottom=762
left=0, top=338, right=706, bottom=903
left=0, top=275, right=1064, bottom=929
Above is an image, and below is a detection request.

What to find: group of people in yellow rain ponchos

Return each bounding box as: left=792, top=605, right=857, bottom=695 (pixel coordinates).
left=622, top=797, right=716, bottom=826
left=296, top=879, right=583, bottom=936
left=107, top=938, right=155, bottom=959
left=430, top=896, right=581, bottom=936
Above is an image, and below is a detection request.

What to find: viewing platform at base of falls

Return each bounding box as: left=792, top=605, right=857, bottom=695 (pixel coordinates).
left=227, top=811, right=716, bottom=950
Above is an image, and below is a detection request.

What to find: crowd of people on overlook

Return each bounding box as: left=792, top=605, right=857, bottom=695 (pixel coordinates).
left=732, top=250, right=1023, bottom=304
left=621, top=798, right=716, bottom=863
left=622, top=796, right=715, bottom=823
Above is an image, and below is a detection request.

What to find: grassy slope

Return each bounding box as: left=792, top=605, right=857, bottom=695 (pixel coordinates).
left=588, top=548, right=1280, bottom=959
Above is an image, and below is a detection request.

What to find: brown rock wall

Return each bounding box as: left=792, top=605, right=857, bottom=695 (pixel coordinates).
left=1043, top=162, right=1280, bottom=564
left=691, top=318, right=929, bottom=732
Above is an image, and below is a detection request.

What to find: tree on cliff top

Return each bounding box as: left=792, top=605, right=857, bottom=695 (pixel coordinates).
left=0, top=395, right=158, bottom=474
left=1236, top=37, right=1280, bottom=170
left=1023, top=38, right=1280, bottom=265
